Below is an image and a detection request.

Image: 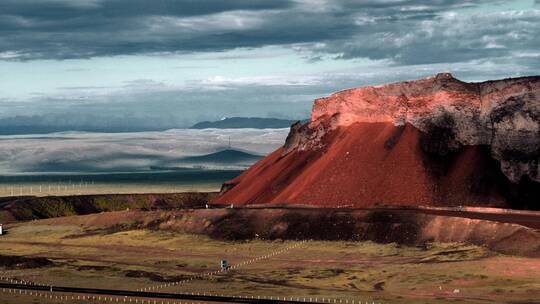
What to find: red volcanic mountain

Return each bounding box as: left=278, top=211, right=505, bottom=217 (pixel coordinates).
left=213, top=73, right=540, bottom=209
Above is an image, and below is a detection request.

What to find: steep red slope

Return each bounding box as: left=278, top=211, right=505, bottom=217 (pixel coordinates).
left=216, top=123, right=508, bottom=207
left=214, top=74, right=540, bottom=208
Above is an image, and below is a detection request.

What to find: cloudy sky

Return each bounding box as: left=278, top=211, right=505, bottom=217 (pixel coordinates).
left=0, top=0, right=539, bottom=132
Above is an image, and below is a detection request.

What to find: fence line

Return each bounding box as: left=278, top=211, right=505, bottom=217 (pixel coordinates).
left=0, top=287, right=192, bottom=304
left=1, top=285, right=381, bottom=304
left=0, top=181, right=197, bottom=197
left=0, top=181, right=93, bottom=197
left=135, top=240, right=381, bottom=304
left=0, top=236, right=381, bottom=304
left=0, top=274, right=49, bottom=288
left=1, top=266, right=381, bottom=304
left=137, top=240, right=307, bottom=293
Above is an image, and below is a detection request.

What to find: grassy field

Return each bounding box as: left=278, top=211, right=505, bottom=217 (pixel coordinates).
left=0, top=182, right=219, bottom=197
left=1, top=214, right=539, bottom=304
left=0, top=192, right=215, bottom=223
left=0, top=170, right=243, bottom=198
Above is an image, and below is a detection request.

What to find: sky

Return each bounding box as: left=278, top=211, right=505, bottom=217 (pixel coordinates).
left=0, top=0, right=539, bottom=131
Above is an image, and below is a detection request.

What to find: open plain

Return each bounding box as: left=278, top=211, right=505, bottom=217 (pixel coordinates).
left=1, top=200, right=539, bottom=304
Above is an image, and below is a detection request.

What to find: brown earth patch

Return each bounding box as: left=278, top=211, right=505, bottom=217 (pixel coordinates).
left=124, top=270, right=189, bottom=282
left=0, top=254, right=54, bottom=269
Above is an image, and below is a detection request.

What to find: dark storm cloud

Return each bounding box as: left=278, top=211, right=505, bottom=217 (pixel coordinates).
left=0, top=0, right=294, bottom=59
left=1, top=0, right=538, bottom=65
left=0, top=0, right=292, bottom=18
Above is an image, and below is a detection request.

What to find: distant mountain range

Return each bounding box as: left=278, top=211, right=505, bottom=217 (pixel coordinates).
left=180, top=149, right=262, bottom=164
left=190, top=117, right=301, bottom=129
left=0, top=115, right=303, bottom=135
left=150, top=149, right=263, bottom=171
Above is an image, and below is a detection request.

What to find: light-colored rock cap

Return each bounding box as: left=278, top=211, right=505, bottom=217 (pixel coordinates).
left=305, top=73, right=540, bottom=183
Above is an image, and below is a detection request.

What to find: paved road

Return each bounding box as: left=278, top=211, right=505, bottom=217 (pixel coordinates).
left=0, top=282, right=324, bottom=304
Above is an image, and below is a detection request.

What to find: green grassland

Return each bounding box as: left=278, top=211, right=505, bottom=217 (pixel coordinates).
left=0, top=192, right=214, bottom=223
left=1, top=215, right=539, bottom=304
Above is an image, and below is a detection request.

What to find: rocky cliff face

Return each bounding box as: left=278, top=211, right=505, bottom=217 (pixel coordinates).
left=293, top=73, right=540, bottom=183
left=214, top=74, right=540, bottom=209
